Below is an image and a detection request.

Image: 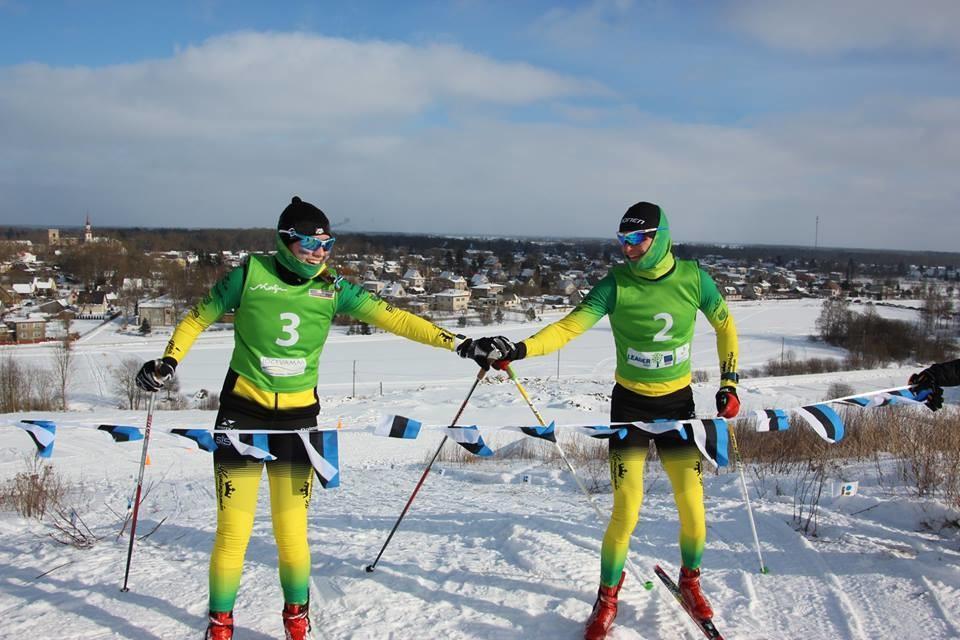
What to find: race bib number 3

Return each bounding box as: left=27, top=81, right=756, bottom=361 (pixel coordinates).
left=260, top=356, right=307, bottom=377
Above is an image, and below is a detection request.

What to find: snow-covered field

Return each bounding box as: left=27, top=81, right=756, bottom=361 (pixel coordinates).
left=2, top=299, right=959, bottom=639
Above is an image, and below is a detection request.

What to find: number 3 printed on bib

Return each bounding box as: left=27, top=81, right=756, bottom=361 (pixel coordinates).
left=653, top=312, right=673, bottom=342
left=276, top=312, right=301, bottom=346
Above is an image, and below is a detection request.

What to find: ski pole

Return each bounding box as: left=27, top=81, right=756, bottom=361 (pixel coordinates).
left=498, top=363, right=653, bottom=590
left=121, top=391, right=156, bottom=592
left=365, top=367, right=486, bottom=573
left=726, top=422, right=768, bottom=574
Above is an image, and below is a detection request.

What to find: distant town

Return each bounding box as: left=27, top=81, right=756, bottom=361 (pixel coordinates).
left=1, top=218, right=958, bottom=345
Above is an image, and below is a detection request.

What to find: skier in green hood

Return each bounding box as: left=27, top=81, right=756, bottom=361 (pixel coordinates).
left=458, top=201, right=740, bottom=639
left=136, top=196, right=463, bottom=640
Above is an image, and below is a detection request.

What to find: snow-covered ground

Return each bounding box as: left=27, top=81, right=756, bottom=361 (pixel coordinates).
left=2, top=299, right=959, bottom=639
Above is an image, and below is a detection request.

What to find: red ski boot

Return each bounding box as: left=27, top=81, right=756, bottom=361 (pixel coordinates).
left=583, top=572, right=626, bottom=640
left=678, top=566, right=714, bottom=620
left=282, top=600, right=312, bottom=640
left=204, top=611, right=234, bottom=640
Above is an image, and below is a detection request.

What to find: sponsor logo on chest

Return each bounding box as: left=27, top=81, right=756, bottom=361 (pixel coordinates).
left=249, top=283, right=287, bottom=294
left=626, top=343, right=690, bottom=369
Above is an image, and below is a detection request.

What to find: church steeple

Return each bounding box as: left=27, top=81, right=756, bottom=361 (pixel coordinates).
left=84, top=213, right=93, bottom=243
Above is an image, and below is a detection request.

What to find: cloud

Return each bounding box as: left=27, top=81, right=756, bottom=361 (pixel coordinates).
left=727, top=0, right=960, bottom=54
left=0, top=31, right=957, bottom=251
left=0, top=32, right=598, bottom=144
left=530, top=0, right=637, bottom=48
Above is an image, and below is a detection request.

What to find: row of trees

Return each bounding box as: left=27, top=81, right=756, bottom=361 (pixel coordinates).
left=816, top=297, right=956, bottom=367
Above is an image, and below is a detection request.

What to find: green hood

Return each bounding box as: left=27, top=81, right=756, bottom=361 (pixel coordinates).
left=625, top=209, right=674, bottom=279
left=275, top=235, right=327, bottom=280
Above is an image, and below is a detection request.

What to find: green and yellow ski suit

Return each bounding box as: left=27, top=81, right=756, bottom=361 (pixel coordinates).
left=521, top=220, right=738, bottom=587
left=163, top=253, right=457, bottom=612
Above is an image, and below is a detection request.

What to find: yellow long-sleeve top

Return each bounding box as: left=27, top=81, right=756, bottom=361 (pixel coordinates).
left=522, top=259, right=738, bottom=396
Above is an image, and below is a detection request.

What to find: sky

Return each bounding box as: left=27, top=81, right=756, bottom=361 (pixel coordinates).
left=0, top=1, right=958, bottom=251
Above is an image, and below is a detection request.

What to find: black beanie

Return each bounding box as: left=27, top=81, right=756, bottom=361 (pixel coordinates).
left=277, top=196, right=331, bottom=243
left=619, top=202, right=662, bottom=233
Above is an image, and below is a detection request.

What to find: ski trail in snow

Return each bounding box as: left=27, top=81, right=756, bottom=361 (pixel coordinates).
left=920, top=576, right=960, bottom=638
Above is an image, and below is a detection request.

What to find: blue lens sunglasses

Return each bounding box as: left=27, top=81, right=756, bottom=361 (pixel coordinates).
left=286, top=230, right=336, bottom=252
left=616, top=228, right=663, bottom=246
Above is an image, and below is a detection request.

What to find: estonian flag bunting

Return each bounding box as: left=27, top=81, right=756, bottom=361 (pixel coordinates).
left=678, top=418, right=729, bottom=467
left=573, top=425, right=628, bottom=440
left=628, top=420, right=687, bottom=437
left=447, top=425, right=494, bottom=457
left=17, top=420, right=57, bottom=458
left=171, top=428, right=219, bottom=452
left=376, top=415, right=422, bottom=439
left=225, top=432, right=275, bottom=461
left=753, top=409, right=790, bottom=432
left=519, top=421, right=557, bottom=442
left=797, top=403, right=845, bottom=443
left=299, top=431, right=340, bottom=489
left=97, top=424, right=144, bottom=442
left=839, top=389, right=924, bottom=408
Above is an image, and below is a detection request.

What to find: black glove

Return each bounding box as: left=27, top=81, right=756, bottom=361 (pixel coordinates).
left=456, top=337, right=526, bottom=369
left=909, top=369, right=944, bottom=411
left=715, top=386, right=740, bottom=418
left=135, top=357, right=177, bottom=393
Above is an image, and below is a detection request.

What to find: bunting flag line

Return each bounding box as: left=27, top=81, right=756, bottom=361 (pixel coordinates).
left=299, top=431, right=340, bottom=489
left=376, top=415, right=422, bottom=440
left=171, top=428, right=219, bottom=452
left=447, top=425, right=494, bottom=457
left=753, top=409, right=790, bottom=432
left=570, top=425, right=628, bottom=440
left=16, top=420, right=56, bottom=458
left=796, top=403, right=845, bottom=443
left=678, top=418, right=730, bottom=468
left=626, top=420, right=688, bottom=436
left=518, top=421, right=556, bottom=443
left=226, top=433, right=276, bottom=461
left=839, top=389, right=924, bottom=408
left=97, top=424, right=144, bottom=442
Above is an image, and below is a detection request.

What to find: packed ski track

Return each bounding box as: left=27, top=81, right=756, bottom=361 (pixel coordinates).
left=1, top=299, right=959, bottom=639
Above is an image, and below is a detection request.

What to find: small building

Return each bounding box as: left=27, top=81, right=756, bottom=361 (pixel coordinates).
left=138, top=299, right=177, bottom=327
left=362, top=280, right=386, bottom=295
left=433, top=290, right=471, bottom=312
left=77, top=291, right=109, bottom=316
left=402, top=269, right=425, bottom=289
left=6, top=317, right=46, bottom=343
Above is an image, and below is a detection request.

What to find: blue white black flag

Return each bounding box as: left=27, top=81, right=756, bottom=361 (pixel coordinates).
left=225, top=432, right=275, bottom=461
left=572, top=425, right=628, bottom=440
left=678, top=418, right=729, bottom=467
left=447, top=425, right=494, bottom=457
left=519, top=421, right=556, bottom=442
left=17, top=420, right=56, bottom=458
left=753, top=409, right=790, bottom=432
left=797, top=404, right=845, bottom=443
left=839, top=389, right=924, bottom=408
left=299, top=431, right=340, bottom=489
left=376, top=415, right=422, bottom=439
left=97, top=424, right=144, bottom=442
left=628, top=420, right=686, bottom=436
left=171, top=428, right=218, bottom=452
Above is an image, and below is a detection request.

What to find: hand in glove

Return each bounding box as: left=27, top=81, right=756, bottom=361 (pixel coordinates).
left=456, top=336, right=526, bottom=369
left=135, top=357, right=178, bottom=392
left=715, top=386, right=740, bottom=418
left=909, top=368, right=944, bottom=411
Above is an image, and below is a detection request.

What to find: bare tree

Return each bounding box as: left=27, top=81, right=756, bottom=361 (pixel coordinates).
left=51, top=341, right=73, bottom=411
left=50, top=312, right=75, bottom=410
left=109, top=356, right=146, bottom=410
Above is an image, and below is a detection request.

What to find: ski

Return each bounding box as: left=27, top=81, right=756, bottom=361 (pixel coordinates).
left=653, top=564, right=724, bottom=640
